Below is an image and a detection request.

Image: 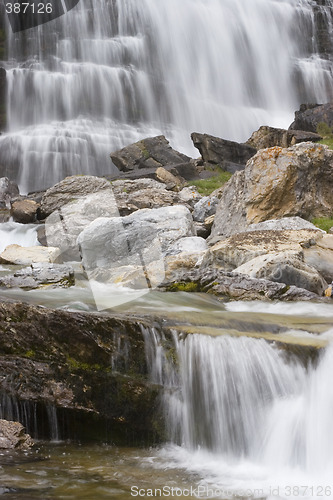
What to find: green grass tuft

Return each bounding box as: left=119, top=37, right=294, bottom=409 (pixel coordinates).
left=189, top=169, right=232, bottom=196
left=317, top=122, right=333, bottom=150
left=311, top=217, right=333, bottom=232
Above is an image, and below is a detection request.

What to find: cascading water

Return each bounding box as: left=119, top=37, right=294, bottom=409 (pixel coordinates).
left=0, top=0, right=332, bottom=192
left=143, top=327, right=333, bottom=497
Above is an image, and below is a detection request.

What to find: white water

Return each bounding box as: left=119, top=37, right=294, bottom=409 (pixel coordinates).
left=0, top=221, right=38, bottom=253
left=142, top=328, right=333, bottom=498
left=0, top=0, right=332, bottom=192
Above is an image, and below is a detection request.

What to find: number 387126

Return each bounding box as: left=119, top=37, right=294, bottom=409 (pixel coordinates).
left=5, top=3, right=53, bottom=14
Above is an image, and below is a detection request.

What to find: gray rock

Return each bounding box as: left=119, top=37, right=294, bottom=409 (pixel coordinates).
left=39, top=175, right=111, bottom=219
left=246, top=125, right=322, bottom=149
left=233, top=253, right=327, bottom=295
left=192, top=196, right=219, bottom=222
left=191, top=132, right=256, bottom=172
left=0, top=244, right=61, bottom=265
left=0, top=420, right=33, bottom=450
left=244, top=217, right=323, bottom=233
left=167, top=236, right=208, bottom=255
left=78, top=205, right=196, bottom=274
left=160, top=268, right=323, bottom=301
left=110, top=135, right=190, bottom=173
left=0, top=263, right=75, bottom=289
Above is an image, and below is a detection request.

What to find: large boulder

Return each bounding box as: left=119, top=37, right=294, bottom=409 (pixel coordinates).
left=38, top=175, right=111, bottom=219
left=246, top=126, right=322, bottom=149
left=191, top=132, right=257, bottom=173
left=289, top=103, right=333, bottom=133
left=210, top=143, right=333, bottom=239
left=0, top=420, right=33, bottom=450
left=110, top=136, right=191, bottom=174
left=77, top=206, right=196, bottom=290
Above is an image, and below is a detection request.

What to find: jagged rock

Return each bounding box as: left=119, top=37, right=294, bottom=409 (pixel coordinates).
left=78, top=206, right=196, bottom=277
left=38, top=175, right=111, bottom=219
left=233, top=253, right=327, bottom=295
left=289, top=103, right=333, bottom=132
left=160, top=268, right=323, bottom=301
left=0, top=420, right=33, bottom=450
left=210, top=143, right=333, bottom=239
left=192, top=196, right=219, bottom=222
left=191, top=132, right=257, bottom=173
left=110, top=136, right=190, bottom=173
left=11, top=199, right=39, bottom=223
left=204, top=229, right=322, bottom=270
left=155, top=166, right=185, bottom=189
left=246, top=126, right=322, bottom=149
left=0, top=244, right=61, bottom=265
left=177, top=186, right=202, bottom=208
left=0, top=177, right=19, bottom=208
left=0, top=263, right=75, bottom=289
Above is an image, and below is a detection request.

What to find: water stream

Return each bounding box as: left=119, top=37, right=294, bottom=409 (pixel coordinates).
left=0, top=0, right=333, bottom=191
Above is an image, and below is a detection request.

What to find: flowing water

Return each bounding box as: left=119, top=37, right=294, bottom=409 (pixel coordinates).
left=0, top=0, right=333, bottom=191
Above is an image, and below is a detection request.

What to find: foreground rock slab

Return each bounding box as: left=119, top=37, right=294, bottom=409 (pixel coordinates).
left=0, top=263, right=75, bottom=289
left=0, top=245, right=61, bottom=265
left=0, top=420, right=33, bottom=450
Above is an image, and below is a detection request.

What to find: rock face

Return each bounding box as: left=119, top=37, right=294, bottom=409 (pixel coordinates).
left=211, top=143, right=333, bottom=239
left=289, top=103, right=333, bottom=133
left=110, top=136, right=191, bottom=174
left=0, top=420, right=33, bottom=450
left=11, top=200, right=39, bottom=223
left=38, top=175, right=111, bottom=219
left=0, top=263, right=75, bottom=289
left=0, top=244, right=61, bottom=265
left=0, top=177, right=19, bottom=208
left=0, top=300, right=171, bottom=443
left=191, top=132, right=257, bottom=173
left=246, top=126, right=322, bottom=149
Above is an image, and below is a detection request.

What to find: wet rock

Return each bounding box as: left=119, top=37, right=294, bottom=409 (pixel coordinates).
left=210, top=143, right=333, bottom=239
left=0, top=420, right=33, bottom=450
left=246, top=125, right=322, bottom=149
left=160, top=268, right=322, bottom=301
left=191, top=132, right=256, bottom=173
left=0, top=301, right=169, bottom=444
left=233, top=253, right=327, bottom=295
left=289, top=103, right=333, bottom=133
left=192, top=196, right=219, bottom=222
left=11, top=200, right=39, bottom=224
left=0, top=263, right=75, bottom=289
left=110, top=135, right=190, bottom=173
left=0, top=244, right=61, bottom=265
left=38, top=175, right=111, bottom=219
left=303, top=233, right=333, bottom=282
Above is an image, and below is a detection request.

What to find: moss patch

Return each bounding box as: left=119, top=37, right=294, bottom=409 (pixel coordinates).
left=189, top=168, right=232, bottom=195
left=311, top=216, right=333, bottom=232
left=167, top=281, right=199, bottom=292
left=317, top=122, right=333, bottom=150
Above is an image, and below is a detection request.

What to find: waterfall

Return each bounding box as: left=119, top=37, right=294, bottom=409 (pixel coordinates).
left=0, top=0, right=332, bottom=192
left=143, top=327, right=333, bottom=495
